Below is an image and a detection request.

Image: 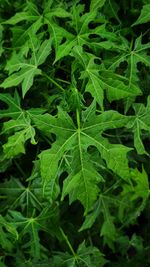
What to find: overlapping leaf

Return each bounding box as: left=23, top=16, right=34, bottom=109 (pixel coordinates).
left=45, top=3, right=121, bottom=63
left=72, top=46, right=141, bottom=108
left=107, top=35, right=150, bottom=85
left=0, top=0, right=150, bottom=265
left=0, top=92, right=45, bottom=159
left=0, top=37, right=52, bottom=96
left=2, top=117, right=36, bottom=159
left=0, top=91, right=22, bottom=119
left=33, top=102, right=131, bottom=213
left=118, top=168, right=149, bottom=224
left=127, top=96, right=150, bottom=155
left=51, top=239, right=106, bottom=267
left=6, top=207, right=58, bottom=259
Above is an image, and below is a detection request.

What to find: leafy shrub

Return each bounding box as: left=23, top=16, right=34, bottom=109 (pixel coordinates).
left=0, top=0, right=150, bottom=266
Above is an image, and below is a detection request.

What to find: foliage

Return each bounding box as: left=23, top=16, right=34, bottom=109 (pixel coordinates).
left=0, top=0, right=150, bottom=266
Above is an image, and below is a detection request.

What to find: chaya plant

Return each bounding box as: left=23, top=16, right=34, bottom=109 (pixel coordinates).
left=0, top=0, right=150, bottom=266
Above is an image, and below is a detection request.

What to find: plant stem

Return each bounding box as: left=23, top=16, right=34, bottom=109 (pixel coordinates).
left=42, top=72, right=65, bottom=92
left=14, top=159, right=26, bottom=178
left=59, top=227, right=77, bottom=259
left=76, top=109, right=81, bottom=129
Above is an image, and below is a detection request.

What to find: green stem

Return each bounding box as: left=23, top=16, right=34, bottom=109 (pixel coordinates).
left=42, top=72, right=65, bottom=92
left=14, top=159, right=26, bottom=178
left=76, top=109, right=81, bottom=129
left=130, top=37, right=134, bottom=51
left=56, top=78, right=70, bottom=84
left=59, top=227, right=77, bottom=259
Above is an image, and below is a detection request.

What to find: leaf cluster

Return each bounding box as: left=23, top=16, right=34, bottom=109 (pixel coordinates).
left=0, top=0, right=150, bottom=266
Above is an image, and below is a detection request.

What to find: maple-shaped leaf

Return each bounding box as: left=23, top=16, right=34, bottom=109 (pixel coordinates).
left=2, top=117, right=36, bottom=159
left=0, top=174, right=47, bottom=213
left=44, top=4, right=96, bottom=62
left=132, top=4, right=150, bottom=25
left=76, top=241, right=107, bottom=267
left=45, top=3, right=119, bottom=63
left=107, top=35, right=150, bottom=85
left=0, top=92, right=46, bottom=119
left=103, top=35, right=150, bottom=111
left=0, top=178, right=26, bottom=212
left=6, top=207, right=59, bottom=259
left=2, top=1, right=43, bottom=49
left=52, top=239, right=106, bottom=267
left=79, top=194, right=120, bottom=249
left=0, top=37, right=51, bottom=97
left=1, top=67, right=41, bottom=96
left=72, top=46, right=141, bottom=109
left=127, top=96, right=150, bottom=155
left=6, top=210, right=43, bottom=259
left=33, top=102, right=132, bottom=213
left=118, top=168, right=149, bottom=224
left=0, top=92, right=45, bottom=160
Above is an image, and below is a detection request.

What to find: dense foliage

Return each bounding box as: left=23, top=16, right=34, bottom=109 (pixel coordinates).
left=0, top=0, right=150, bottom=266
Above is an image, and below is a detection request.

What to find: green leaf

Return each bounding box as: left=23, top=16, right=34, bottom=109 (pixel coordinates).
left=1, top=0, right=150, bottom=264
left=11, top=17, right=43, bottom=47
left=100, top=200, right=117, bottom=249
left=0, top=91, right=22, bottom=119
left=0, top=37, right=52, bottom=96
left=7, top=207, right=58, bottom=259
left=108, top=35, right=150, bottom=84
left=90, top=0, right=106, bottom=11
left=72, top=46, right=141, bottom=107
left=0, top=177, right=25, bottom=211
left=52, top=240, right=106, bottom=267
left=0, top=215, right=18, bottom=251
left=2, top=118, right=36, bottom=159
left=101, top=73, right=141, bottom=102
left=127, top=96, right=150, bottom=155
left=119, top=168, right=149, bottom=224
left=33, top=103, right=131, bottom=213
left=0, top=66, right=41, bottom=97
left=45, top=7, right=71, bottom=18
left=45, top=5, right=98, bottom=62
left=0, top=92, right=46, bottom=120
left=62, top=155, right=103, bottom=213
left=76, top=241, right=107, bottom=267
left=132, top=4, right=150, bottom=25
left=3, top=12, right=39, bottom=25
left=79, top=199, right=101, bottom=231
left=36, top=39, right=52, bottom=66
